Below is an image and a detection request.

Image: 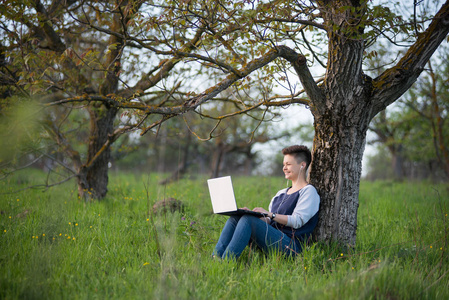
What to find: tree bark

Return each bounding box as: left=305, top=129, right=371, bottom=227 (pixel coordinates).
left=310, top=112, right=368, bottom=245
left=77, top=106, right=118, bottom=200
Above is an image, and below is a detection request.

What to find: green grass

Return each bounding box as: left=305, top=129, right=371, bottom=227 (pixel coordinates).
left=1, top=171, right=448, bottom=299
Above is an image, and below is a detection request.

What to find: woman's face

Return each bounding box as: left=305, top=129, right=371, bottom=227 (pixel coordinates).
left=283, top=154, right=303, bottom=181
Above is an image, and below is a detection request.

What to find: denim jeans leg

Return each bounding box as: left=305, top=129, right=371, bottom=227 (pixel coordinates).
left=213, top=215, right=241, bottom=257
left=214, top=215, right=302, bottom=259
left=222, top=215, right=255, bottom=259
left=250, top=221, right=301, bottom=256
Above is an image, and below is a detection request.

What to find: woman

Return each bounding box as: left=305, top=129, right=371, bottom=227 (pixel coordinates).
left=212, top=145, right=320, bottom=259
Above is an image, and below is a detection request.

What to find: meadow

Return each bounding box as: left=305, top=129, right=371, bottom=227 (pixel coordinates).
left=1, top=170, right=448, bottom=299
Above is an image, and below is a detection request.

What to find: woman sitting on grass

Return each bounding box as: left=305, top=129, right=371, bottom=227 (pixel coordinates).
left=212, top=145, right=320, bottom=259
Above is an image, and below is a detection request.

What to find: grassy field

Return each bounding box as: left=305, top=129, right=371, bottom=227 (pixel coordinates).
left=1, top=171, right=448, bottom=299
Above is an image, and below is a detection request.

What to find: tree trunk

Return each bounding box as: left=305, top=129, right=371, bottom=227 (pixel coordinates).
left=75, top=9, right=126, bottom=200
left=428, top=62, right=449, bottom=180
left=77, top=106, right=118, bottom=200
left=391, top=144, right=405, bottom=180
left=309, top=104, right=370, bottom=246
left=302, top=2, right=370, bottom=245
left=211, top=142, right=225, bottom=178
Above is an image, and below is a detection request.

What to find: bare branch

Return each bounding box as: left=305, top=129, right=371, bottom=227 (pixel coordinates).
left=0, top=174, right=78, bottom=195
left=0, top=155, right=44, bottom=180
left=254, top=17, right=326, bottom=31
left=277, top=45, right=325, bottom=114
left=300, top=30, right=327, bottom=69
left=183, top=115, right=222, bottom=142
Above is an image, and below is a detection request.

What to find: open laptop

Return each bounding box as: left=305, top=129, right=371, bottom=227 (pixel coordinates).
left=207, top=176, right=266, bottom=217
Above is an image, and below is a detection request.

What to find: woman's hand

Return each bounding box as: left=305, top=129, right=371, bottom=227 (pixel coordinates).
left=253, top=207, right=270, bottom=216
left=253, top=207, right=271, bottom=223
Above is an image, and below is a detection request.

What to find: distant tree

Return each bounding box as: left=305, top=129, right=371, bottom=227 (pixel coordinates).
left=369, top=109, right=410, bottom=180
left=404, top=58, right=449, bottom=180
left=368, top=46, right=449, bottom=181
left=0, top=0, right=203, bottom=199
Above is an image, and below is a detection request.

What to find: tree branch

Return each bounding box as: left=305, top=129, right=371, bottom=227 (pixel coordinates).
left=182, top=48, right=282, bottom=109
left=371, top=0, right=449, bottom=117
left=31, top=0, right=66, bottom=52
left=43, top=120, right=83, bottom=172
left=254, top=17, right=326, bottom=31
left=119, top=26, right=205, bottom=98
left=276, top=45, right=325, bottom=114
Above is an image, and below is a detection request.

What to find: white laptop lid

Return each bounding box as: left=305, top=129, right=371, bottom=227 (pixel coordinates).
left=207, top=176, right=237, bottom=214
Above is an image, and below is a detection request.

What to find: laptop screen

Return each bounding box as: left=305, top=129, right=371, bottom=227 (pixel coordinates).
left=207, top=176, right=238, bottom=214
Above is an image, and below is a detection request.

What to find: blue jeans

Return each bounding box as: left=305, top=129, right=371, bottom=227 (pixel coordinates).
left=212, top=215, right=302, bottom=259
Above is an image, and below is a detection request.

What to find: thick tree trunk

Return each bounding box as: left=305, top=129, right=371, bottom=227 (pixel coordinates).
left=304, top=2, right=370, bottom=245
left=75, top=9, right=126, bottom=200
left=311, top=126, right=371, bottom=245
left=309, top=115, right=368, bottom=246
left=77, top=106, right=118, bottom=200
left=281, top=37, right=369, bottom=245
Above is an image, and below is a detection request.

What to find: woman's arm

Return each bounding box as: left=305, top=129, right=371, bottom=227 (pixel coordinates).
left=252, top=207, right=289, bottom=225
left=287, top=186, right=320, bottom=229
